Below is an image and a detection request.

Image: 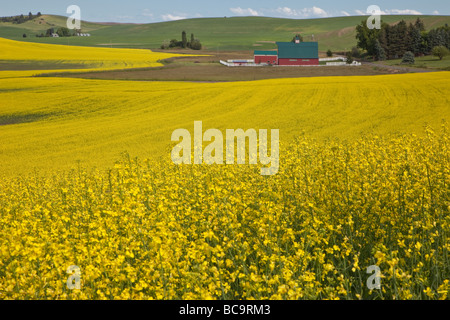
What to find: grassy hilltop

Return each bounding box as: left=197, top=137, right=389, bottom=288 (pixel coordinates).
left=1, top=14, right=450, bottom=51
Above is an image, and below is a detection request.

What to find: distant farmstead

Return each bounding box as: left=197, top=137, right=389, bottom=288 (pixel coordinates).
left=254, top=36, right=319, bottom=66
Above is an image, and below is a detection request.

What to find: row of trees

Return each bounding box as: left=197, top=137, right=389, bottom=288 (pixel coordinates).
left=35, top=27, right=77, bottom=38
left=356, top=18, right=450, bottom=61
left=1, top=12, right=41, bottom=24
left=161, top=31, right=202, bottom=50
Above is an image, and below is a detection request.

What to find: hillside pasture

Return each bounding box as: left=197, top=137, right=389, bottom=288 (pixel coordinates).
left=2, top=15, right=450, bottom=51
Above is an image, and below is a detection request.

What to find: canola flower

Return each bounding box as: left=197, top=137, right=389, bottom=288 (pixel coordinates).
left=1, top=72, right=449, bottom=176
left=0, top=125, right=448, bottom=300
left=0, top=37, right=449, bottom=300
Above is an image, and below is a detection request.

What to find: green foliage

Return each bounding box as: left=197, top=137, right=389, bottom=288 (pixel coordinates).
left=432, top=46, right=450, bottom=60
left=401, top=51, right=415, bottom=64
left=414, top=17, right=425, bottom=32
left=45, top=28, right=54, bottom=37
left=346, top=51, right=353, bottom=64
left=389, top=20, right=409, bottom=58
left=291, top=34, right=304, bottom=42
left=351, top=46, right=362, bottom=58
left=182, top=31, right=187, bottom=48
left=408, top=23, right=422, bottom=55
left=169, top=39, right=182, bottom=48
left=374, top=40, right=386, bottom=61
left=357, top=17, right=450, bottom=60
left=426, top=26, right=450, bottom=52
left=0, top=12, right=37, bottom=24
left=190, top=39, right=202, bottom=50
left=355, top=20, right=381, bottom=56
left=326, top=49, right=333, bottom=57
left=163, top=32, right=202, bottom=50
left=56, top=27, right=71, bottom=37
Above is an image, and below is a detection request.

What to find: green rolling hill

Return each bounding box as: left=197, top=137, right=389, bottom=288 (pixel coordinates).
left=1, top=14, right=450, bottom=51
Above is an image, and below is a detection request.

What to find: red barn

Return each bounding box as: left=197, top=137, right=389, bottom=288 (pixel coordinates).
left=253, top=40, right=319, bottom=66
left=276, top=41, right=319, bottom=66
left=254, top=51, right=278, bottom=65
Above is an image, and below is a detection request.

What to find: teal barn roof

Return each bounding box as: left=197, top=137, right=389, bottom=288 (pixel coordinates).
left=254, top=50, right=278, bottom=56
left=276, top=42, right=319, bottom=59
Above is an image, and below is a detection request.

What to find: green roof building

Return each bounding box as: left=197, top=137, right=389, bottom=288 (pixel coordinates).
left=254, top=41, right=319, bottom=66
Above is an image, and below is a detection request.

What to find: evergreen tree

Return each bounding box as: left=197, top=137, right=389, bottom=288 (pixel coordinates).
left=401, top=51, right=415, bottom=64
left=427, top=29, right=437, bottom=52
left=437, top=29, right=447, bottom=47
left=408, top=23, right=422, bottom=55
left=189, top=33, right=194, bottom=48
left=182, top=31, right=187, bottom=49
left=374, top=39, right=386, bottom=61
left=378, top=23, right=390, bottom=58
left=414, top=18, right=425, bottom=32
left=389, top=20, right=408, bottom=58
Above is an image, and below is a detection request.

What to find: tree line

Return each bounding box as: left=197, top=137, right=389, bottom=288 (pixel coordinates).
left=356, top=18, right=450, bottom=61
left=161, top=31, right=202, bottom=50
left=35, top=27, right=78, bottom=38
left=1, top=12, right=41, bottom=24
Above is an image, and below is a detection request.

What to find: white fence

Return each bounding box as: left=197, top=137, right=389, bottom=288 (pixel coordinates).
left=326, top=62, right=347, bottom=66
left=326, top=61, right=361, bottom=66
left=220, top=58, right=361, bottom=67
left=227, top=59, right=254, bottom=63
left=219, top=60, right=264, bottom=67
left=319, top=57, right=347, bottom=62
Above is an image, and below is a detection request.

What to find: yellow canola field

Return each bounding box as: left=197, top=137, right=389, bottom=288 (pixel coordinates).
left=0, top=72, right=449, bottom=176
left=1, top=38, right=450, bottom=300
left=0, top=127, right=449, bottom=300
left=0, top=37, right=191, bottom=78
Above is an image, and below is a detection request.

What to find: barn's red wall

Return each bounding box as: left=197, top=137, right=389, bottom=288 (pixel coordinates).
left=254, top=55, right=278, bottom=64
left=278, top=58, right=319, bottom=66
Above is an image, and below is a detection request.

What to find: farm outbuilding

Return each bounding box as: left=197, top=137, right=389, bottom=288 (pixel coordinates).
left=254, top=51, right=278, bottom=65
left=254, top=39, right=319, bottom=66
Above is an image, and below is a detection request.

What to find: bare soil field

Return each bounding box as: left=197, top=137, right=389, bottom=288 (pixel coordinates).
left=44, top=50, right=433, bottom=82
left=0, top=60, right=90, bottom=71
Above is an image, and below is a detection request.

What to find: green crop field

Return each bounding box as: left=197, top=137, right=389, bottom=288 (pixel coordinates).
left=1, top=14, right=450, bottom=51
left=380, top=55, right=450, bottom=70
